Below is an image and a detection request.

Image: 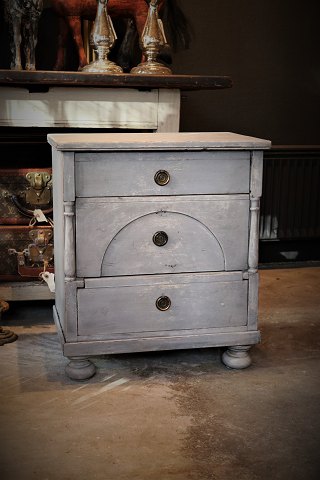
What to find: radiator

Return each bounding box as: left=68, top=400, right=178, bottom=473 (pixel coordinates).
left=260, top=147, right=320, bottom=240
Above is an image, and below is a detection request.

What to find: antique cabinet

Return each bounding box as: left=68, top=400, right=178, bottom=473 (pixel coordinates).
left=48, top=132, right=271, bottom=380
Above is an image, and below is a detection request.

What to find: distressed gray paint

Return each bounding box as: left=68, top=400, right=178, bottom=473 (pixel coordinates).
left=52, top=149, right=66, bottom=329
left=250, top=151, right=264, bottom=198
left=49, top=132, right=270, bottom=379
left=75, top=195, right=249, bottom=277
left=248, top=197, right=260, bottom=272
left=63, top=201, right=76, bottom=281
left=75, top=151, right=251, bottom=197
left=48, top=132, right=271, bottom=151
left=61, top=330, right=261, bottom=357
left=77, top=272, right=248, bottom=336
left=63, top=152, right=75, bottom=202
left=247, top=272, right=259, bottom=330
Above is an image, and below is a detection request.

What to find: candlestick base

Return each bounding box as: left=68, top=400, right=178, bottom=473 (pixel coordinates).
left=131, top=61, right=172, bottom=75
left=81, top=59, right=123, bottom=74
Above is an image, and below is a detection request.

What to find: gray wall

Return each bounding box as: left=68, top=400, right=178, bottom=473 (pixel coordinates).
left=172, top=0, right=319, bottom=145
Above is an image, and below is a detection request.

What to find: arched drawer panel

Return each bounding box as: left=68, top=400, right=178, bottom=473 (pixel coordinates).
left=101, top=211, right=225, bottom=276
left=75, top=195, right=249, bottom=277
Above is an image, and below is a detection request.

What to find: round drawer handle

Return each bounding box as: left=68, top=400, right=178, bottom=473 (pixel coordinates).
left=154, top=170, right=170, bottom=186
left=153, top=231, right=168, bottom=247
left=156, top=296, right=171, bottom=311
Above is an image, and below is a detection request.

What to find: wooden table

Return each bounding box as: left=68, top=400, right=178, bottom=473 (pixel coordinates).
left=0, top=70, right=232, bottom=132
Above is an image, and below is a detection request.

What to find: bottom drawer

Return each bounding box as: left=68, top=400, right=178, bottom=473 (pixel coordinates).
left=77, top=272, right=248, bottom=337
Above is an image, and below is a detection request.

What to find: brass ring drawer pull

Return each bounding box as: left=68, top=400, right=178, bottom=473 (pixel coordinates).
left=156, top=296, right=171, bottom=311
left=154, top=170, right=170, bottom=186
left=153, top=231, right=168, bottom=247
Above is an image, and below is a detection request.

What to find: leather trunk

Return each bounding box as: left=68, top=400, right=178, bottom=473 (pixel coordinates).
left=0, top=168, right=52, bottom=225
left=0, top=225, right=54, bottom=281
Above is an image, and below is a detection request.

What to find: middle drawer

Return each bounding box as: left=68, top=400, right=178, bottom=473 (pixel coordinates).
left=76, top=195, right=249, bottom=277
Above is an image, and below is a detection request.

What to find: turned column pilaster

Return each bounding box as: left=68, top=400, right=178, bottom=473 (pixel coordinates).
left=248, top=150, right=263, bottom=273
left=64, top=201, right=76, bottom=282
left=248, top=197, right=260, bottom=273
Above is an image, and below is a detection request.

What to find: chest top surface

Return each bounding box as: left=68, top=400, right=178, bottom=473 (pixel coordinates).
left=47, top=132, right=271, bottom=152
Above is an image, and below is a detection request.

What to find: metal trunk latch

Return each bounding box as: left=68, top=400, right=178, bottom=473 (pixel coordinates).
left=25, top=172, right=52, bottom=205
left=8, top=228, right=54, bottom=277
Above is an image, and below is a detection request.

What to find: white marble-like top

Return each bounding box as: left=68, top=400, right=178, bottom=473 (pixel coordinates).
left=47, top=132, right=271, bottom=151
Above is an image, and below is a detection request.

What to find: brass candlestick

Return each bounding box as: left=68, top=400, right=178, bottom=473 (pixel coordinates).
left=81, top=0, right=123, bottom=74
left=131, top=0, right=172, bottom=75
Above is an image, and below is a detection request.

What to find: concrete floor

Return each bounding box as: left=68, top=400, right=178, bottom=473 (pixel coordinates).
left=1, top=267, right=320, bottom=480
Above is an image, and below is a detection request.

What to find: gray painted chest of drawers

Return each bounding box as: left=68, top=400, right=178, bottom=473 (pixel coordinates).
left=48, top=132, right=271, bottom=380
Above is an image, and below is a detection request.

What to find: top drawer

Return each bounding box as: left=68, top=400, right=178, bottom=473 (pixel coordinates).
left=75, top=151, right=250, bottom=197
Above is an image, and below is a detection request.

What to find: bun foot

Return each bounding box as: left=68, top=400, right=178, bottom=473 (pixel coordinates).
left=222, top=345, right=252, bottom=369
left=66, top=356, right=96, bottom=381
